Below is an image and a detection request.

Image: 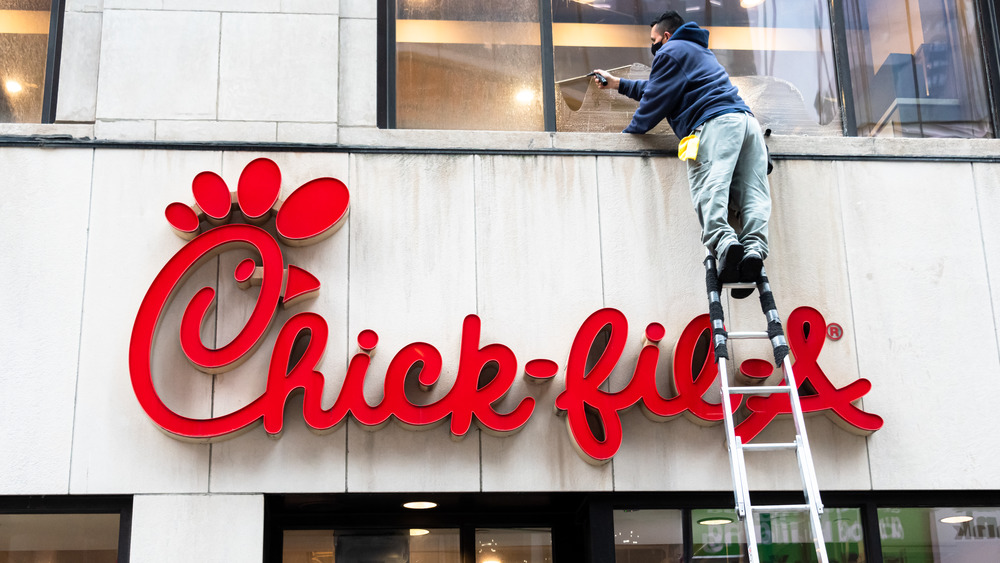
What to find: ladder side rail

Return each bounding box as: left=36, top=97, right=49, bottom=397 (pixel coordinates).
left=757, top=267, right=830, bottom=563
left=718, top=356, right=749, bottom=521
left=704, top=256, right=751, bottom=523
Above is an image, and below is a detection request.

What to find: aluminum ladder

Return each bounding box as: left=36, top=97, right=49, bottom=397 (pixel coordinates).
left=703, top=255, right=830, bottom=563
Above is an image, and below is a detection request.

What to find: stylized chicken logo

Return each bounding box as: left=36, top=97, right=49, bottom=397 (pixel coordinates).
left=129, top=158, right=349, bottom=440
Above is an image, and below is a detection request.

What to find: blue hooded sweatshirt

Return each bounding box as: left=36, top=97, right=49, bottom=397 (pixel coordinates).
left=618, top=22, right=750, bottom=138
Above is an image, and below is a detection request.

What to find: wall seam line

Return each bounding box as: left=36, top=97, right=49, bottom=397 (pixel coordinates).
left=474, top=154, right=483, bottom=493
left=345, top=152, right=354, bottom=493
left=971, top=162, right=1000, bottom=387
left=67, top=147, right=97, bottom=494
left=834, top=160, right=874, bottom=491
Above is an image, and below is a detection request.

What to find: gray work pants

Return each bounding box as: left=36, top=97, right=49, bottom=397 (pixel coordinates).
left=685, top=111, right=771, bottom=259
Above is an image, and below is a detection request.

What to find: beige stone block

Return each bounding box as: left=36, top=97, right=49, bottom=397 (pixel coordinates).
left=0, top=123, right=94, bottom=137
left=155, top=120, right=277, bottom=142
left=340, top=0, right=375, bottom=18
left=282, top=0, right=338, bottom=13
left=339, top=17, right=377, bottom=127
left=276, top=122, right=338, bottom=144
left=66, top=0, right=104, bottom=11
left=338, top=127, right=554, bottom=150
left=0, top=148, right=94, bottom=494
left=56, top=11, right=102, bottom=123
left=96, top=10, right=220, bottom=120
left=162, top=0, right=279, bottom=10
left=95, top=119, right=155, bottom=140
left=219, top=13, right=338, bottom=122
left=840, top=160, right=1000, bottom=489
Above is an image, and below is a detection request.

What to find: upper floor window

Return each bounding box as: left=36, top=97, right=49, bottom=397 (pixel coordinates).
left=0, top=0, right=60, bottom=123
left=383, top=0, right=998, bottom=138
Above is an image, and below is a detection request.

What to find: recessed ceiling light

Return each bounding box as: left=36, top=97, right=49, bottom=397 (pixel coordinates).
left=403, top=501, right=437, bottom=510
left=698, top=517, right=735, bottom=525
left=5, top=81, right=22, bottom=94
left=410, top=528, right=430, bottom=536
left=740, top=0, right=765, bottom=7
left=941, top=515, right=973, bottom=524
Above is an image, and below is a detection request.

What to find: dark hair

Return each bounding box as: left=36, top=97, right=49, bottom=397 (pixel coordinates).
left=650, top=11, right=684, bottom=34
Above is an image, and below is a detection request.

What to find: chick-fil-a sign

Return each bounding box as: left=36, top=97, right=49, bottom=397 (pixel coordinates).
left=129, top=159, right=883, bottom=464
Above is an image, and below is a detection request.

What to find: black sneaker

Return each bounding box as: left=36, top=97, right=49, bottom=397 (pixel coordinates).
left=717, top=242, right=744, bottom=284
left=739, top=250, right=763, bottom=283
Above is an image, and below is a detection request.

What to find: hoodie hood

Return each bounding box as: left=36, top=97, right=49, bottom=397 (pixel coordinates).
left=669, top=21, right=709, bottom=48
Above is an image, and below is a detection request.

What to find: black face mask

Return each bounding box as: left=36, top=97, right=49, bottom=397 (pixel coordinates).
left=651, top=40, right=664, bottom=56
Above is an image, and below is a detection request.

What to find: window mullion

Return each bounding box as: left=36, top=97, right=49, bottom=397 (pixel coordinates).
left=538, top=0, right=556, bottom=132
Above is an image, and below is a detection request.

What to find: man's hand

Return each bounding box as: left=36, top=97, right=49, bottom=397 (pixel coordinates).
left=592, top=69, right=619, bottom=90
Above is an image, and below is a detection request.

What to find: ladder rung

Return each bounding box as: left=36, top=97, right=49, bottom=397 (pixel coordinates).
left=728, top=331, right=769, bottom=339
left=729, top=385, right=791, bottom=394
left=741, top=442, right=798, bottom=452
left=723, top=282, right=756, bottom=289
left=752, top=504, right=812, bottom=513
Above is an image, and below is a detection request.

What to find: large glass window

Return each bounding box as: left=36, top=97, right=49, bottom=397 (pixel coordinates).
left=281, top=528, right=552, bottom=563
left=388, top=0, right=996, bottom=137
left=0, top=0, right=58, bottom=123
left=395, top=1, right=546, bottom=131
left=843, top=0, right=994, bottom=137
left=0, top=513, right=121, bottom=562
left=613, top=509, right=684, bottom=562
left=878, top=507, right=1000, bottom=562
left=613, top=507, right=864, bottom=563
left=551, top=0, right=840, bottom=136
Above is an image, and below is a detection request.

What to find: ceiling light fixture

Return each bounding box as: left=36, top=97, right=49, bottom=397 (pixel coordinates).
left=410, top=529, right=430, bottom=536
left=940, top=515, right=973, bottom=524
left=740, top=0, right=766, bottom=8
left=5, top=80, right=23, bottom=94
left=698, top=517, right=735, bottom=525
left=403, top=501, right=437, bottom=510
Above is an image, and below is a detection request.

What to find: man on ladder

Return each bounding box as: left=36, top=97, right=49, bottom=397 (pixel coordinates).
left=596, top=11, right=831, bottom=563
left=593, top=9, right=770, bottom=297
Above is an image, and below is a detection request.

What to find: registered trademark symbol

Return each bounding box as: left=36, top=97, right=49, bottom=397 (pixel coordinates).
left=826, top=323, right=843, bottom=341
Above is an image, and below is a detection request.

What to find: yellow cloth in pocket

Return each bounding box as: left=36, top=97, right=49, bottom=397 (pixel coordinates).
left=678, top=133, right=699, bottom=161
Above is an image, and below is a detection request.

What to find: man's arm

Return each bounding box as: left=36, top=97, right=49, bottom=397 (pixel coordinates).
left=593, top=69, right=645, bottom=102
left=621, top=54, right=682, bottom=134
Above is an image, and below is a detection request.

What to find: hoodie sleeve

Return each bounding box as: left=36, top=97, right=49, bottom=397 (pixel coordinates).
left=622, top=52, right=683, bottom=134
left=617, top=78, right=646, bottom=102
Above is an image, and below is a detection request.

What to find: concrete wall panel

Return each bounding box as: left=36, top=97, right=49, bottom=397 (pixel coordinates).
left=345, top=153, right=480, bottom=492
left=96, top=10, right=220, bottom=120
left=218, top=13, right=338, bottom=123
left=209, top=152, right=351, bottom=493
left=0, top=148, right=94, bottom=494
left=841, top=160, right=1000, bottom=490
left=130, top=494, right=263, bottom=563
left=70, top=149, right=222, bottom=493
left=475, top=155, right=611, bottom=491
left=973, top=162, right=1000, bottom=370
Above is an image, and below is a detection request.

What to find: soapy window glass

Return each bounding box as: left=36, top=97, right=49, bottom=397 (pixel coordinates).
left=0, top=0, right=54, bottom=123
left=390, top=0, right=995, bottom=138
left=392, top=0, right=841, bottom=135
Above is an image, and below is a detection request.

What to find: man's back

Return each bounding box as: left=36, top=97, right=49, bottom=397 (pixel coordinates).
left=619, top=22, right=749, bottom=138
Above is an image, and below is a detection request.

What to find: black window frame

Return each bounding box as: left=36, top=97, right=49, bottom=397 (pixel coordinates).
left=376, top=0, right=1000, bottom=138
left=0, top=494, right=133, bottom=562
left=40, top=0, right=67, bottom=123
left=266, top=490, right=1000, bottom=563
